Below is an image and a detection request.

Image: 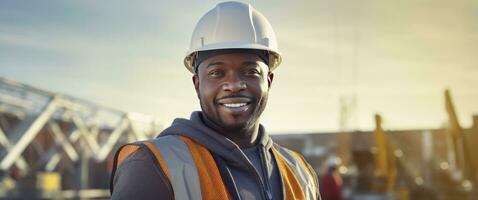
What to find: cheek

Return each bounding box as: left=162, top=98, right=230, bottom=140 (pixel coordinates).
left=258, top=80, right=270, bottom=95
left=199, top=83, right=216, bottom=104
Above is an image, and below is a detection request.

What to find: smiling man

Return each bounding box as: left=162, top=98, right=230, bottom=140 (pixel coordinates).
left=110, top=2, right=320, bottom=200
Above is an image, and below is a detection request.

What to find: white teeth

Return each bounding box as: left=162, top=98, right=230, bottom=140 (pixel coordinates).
left=223, top=103, right=247, bottom=108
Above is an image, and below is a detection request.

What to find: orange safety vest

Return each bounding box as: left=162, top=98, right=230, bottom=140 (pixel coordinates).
left=112, top=135, right=319, bottom=200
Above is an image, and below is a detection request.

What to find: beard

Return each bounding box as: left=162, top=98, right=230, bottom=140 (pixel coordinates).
left=199, top=94, right=269, bottom=133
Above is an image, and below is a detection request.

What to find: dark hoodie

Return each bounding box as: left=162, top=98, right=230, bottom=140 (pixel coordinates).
left=111, top=112, right=283, bottom=200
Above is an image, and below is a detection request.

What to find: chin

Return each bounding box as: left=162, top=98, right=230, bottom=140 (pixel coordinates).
left=221, top=117, right=257, bottom=131
left=220, top=119, right=246, bottom=129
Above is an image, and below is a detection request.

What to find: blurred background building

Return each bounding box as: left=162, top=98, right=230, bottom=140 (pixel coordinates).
left=273, top=115, right=478, bottom=200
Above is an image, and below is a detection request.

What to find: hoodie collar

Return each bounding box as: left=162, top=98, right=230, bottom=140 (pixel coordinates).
left=159, top=111, right=273, bottom=165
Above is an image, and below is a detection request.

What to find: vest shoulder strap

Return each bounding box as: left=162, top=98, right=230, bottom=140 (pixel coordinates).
left=110, top=142, right=173, bottom=198
left=178, top=136, right=231, bottom=200
left=118, top=135, right=231, bottom=200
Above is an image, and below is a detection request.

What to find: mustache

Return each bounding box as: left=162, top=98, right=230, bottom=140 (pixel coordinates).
left=216, top=94, right=254, bottom=101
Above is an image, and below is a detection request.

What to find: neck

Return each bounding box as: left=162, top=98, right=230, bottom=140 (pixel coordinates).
left=201, top=114, right=260, bottom=149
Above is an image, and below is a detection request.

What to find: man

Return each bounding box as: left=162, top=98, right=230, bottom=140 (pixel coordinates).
left=110, top=2, right=320, bottom=200
left=320, top=157, right=343, bottom=200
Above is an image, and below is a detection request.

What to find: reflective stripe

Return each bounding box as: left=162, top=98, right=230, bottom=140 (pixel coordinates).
left=150, top=135, right=202, bottom=200
left=290, top=151, right=318, bottom=197
left=179, top=136, right=231, bottom=200
left=273, top=145, right=318, bottom=200
left=272, top=146, right=305, bottom=200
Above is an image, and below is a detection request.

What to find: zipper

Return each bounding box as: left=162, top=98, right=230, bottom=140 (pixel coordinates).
left=258, top=146, right=273, bottom=200
left=212, top=153, right=241, bottom=200
left=237, top=148, right=268, bottom=200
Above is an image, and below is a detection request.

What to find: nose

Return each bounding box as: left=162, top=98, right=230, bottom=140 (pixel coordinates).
left=222, top=75, right=246, bottom=92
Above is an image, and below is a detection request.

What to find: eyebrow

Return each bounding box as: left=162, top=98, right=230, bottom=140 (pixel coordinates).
left=204, top=60, right=261, bottom=69
left=242, top=61, right=260, bottom=66
left=205, top=61, right=225, bottom=69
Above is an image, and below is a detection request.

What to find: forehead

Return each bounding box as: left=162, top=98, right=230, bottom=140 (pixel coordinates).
left=198, top=53, right=267, bottom=71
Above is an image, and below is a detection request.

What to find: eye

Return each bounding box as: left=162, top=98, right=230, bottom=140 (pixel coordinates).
left=208, top=70, right=224, bottom=78
left=245, top=68, right=260, bottom=76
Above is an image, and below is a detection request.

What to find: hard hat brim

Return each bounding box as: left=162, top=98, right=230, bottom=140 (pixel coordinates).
left=184, top=44, right=282, bottom=74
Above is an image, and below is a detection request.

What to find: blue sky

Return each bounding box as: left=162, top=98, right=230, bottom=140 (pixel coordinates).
left=1, top=0, right=477, bottom=133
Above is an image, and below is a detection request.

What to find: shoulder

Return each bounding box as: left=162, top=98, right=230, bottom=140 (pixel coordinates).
left=114, top=147, right=154, bottom=173
left=110, top=137, right=182, bottom=199
left=113, top=135, right=189, bottom=174
left=273, top=143, right=309, bottom=164
left=273, top=143, right=322, bottom=199
left=149, top=135, right=183, bottom=146
left=272, top=143, right=316, bottom=175
left=111, top=147, right=173, bottom=200
left=147, top=135, right=195, bottom=163
left=111, top=135, right=198, bottom=200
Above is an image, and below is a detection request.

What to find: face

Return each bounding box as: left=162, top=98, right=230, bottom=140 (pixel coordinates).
left=193, top=53, right=274, bottom=132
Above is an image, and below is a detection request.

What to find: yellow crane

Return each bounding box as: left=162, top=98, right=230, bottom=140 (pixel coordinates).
left=444, top=89, right=475, bottom=187
left=373, top=114, right=397, bottom=193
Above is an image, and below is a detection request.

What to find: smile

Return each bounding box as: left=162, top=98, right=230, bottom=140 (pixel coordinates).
left=222, top=103, right=248, bottom=108
left=219, top=102, right=251, bottom=113
left=217, top=97, right=252, bottom=113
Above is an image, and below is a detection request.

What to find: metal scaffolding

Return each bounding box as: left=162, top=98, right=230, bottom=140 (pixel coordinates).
left=0, top=77, right=162, bottom=199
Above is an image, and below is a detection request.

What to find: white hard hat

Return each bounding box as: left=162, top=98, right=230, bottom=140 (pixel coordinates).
left=326, top=156, right=342, bottom=167
left=184, top=1, right=282, bottom=73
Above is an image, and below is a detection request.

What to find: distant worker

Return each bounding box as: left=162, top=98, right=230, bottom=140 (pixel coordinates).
left=110, top=1, right=320, bottom=200
left=320, top=157, right=343, bottom=200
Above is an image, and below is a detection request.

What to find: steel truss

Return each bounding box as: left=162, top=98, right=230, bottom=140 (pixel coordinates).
left=0, top=77, right=162, bottom=199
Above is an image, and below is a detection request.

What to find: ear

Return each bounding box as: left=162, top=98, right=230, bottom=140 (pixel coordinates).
left=192, top=75, right=200, bottom=98
left=267, top=72, right=274, bottom=88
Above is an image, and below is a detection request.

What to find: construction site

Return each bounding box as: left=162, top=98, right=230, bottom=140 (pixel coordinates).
left=1, top=1, right=477, bottom=199
left=0, top=76, right=476, bottom=200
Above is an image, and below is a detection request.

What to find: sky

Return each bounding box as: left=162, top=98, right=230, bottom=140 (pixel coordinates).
left=1, top=0, right=477, bottom=133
